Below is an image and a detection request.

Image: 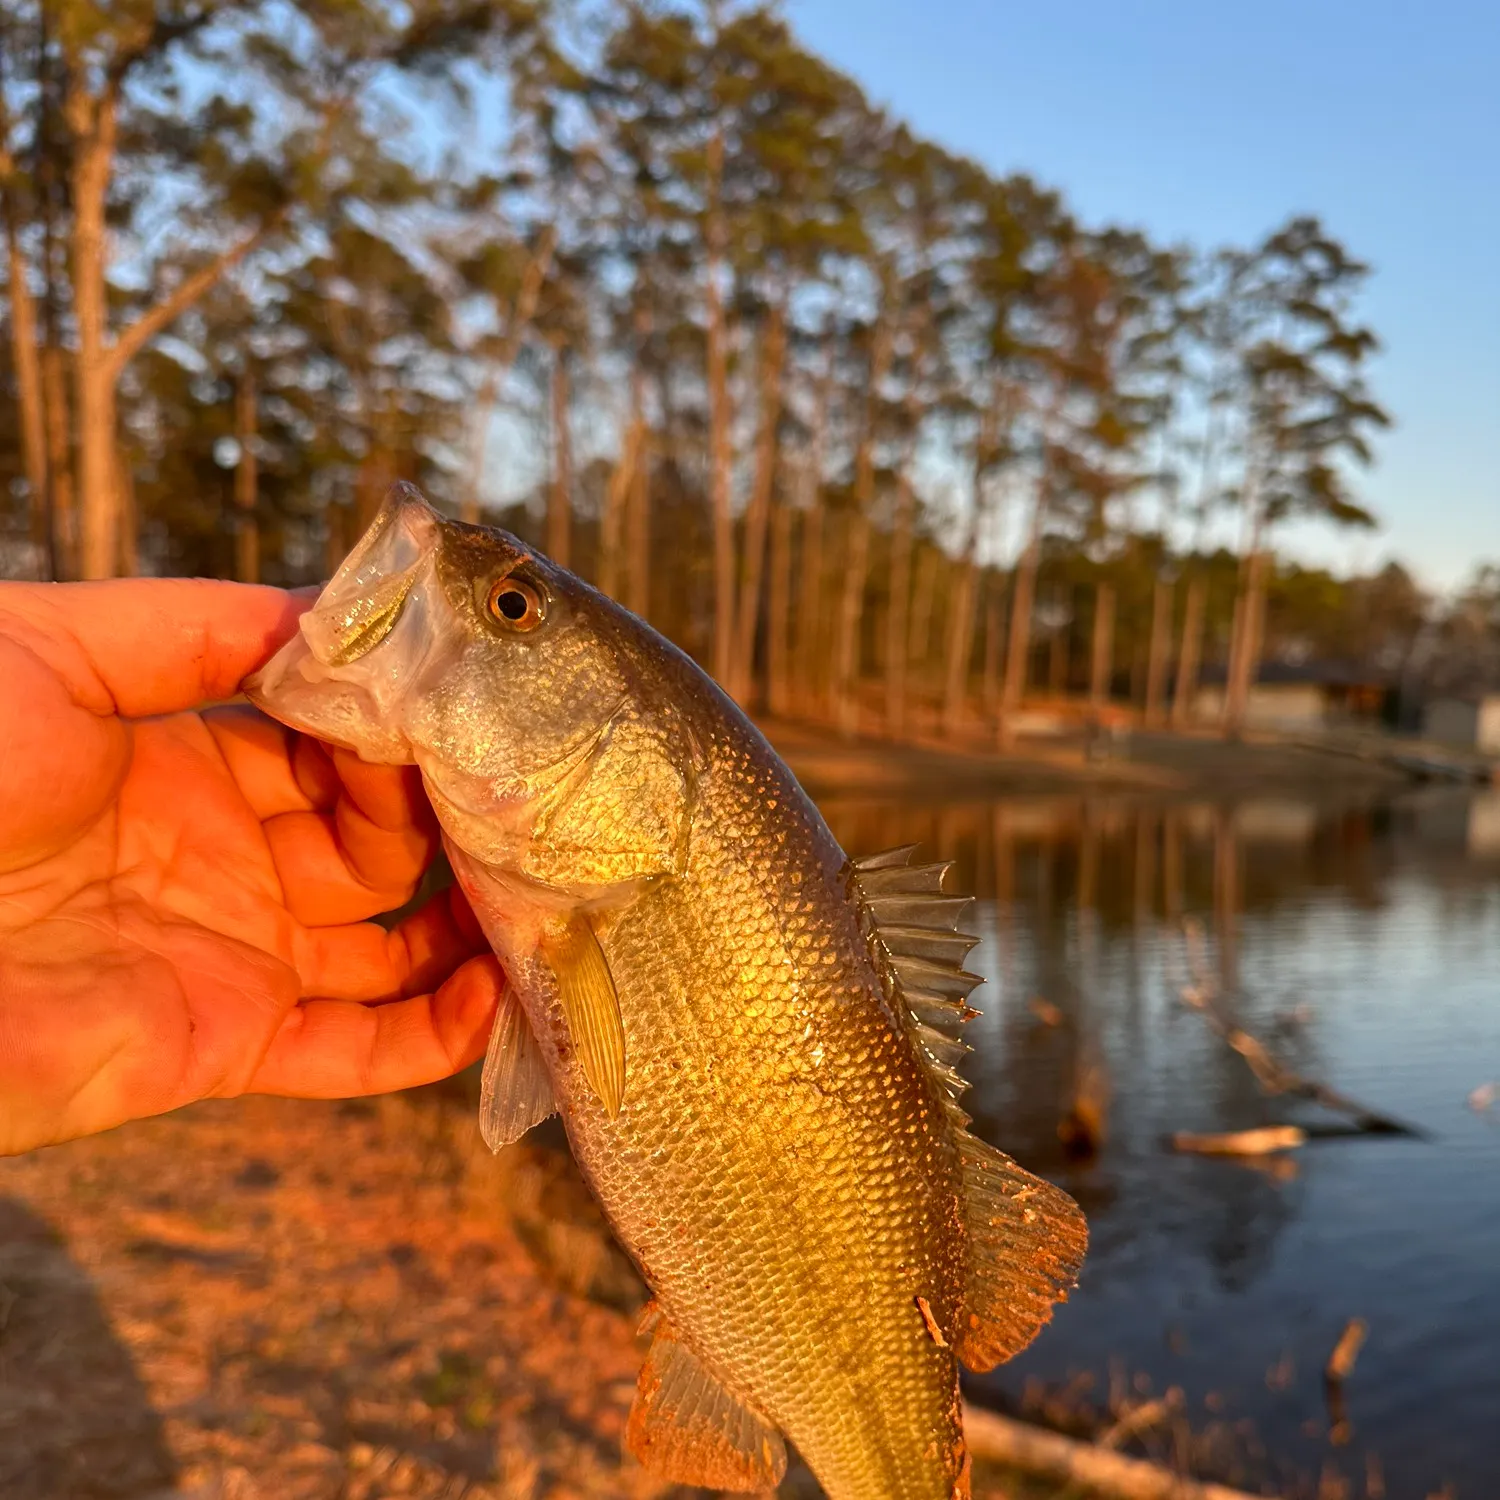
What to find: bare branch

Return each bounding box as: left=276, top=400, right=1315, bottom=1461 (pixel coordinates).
left=107, top=218, right=275, bottom=378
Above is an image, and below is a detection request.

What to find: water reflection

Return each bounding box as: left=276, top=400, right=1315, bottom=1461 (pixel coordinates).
left=822, top=788, right=1500, bottom=1497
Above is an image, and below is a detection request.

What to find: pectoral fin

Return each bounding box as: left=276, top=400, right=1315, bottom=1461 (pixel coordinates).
left=542, top=916, right=627, bottom=1117
left=478, top=983, right=556, bottom=1152
left=626, top=1314, right=787, bottom=1491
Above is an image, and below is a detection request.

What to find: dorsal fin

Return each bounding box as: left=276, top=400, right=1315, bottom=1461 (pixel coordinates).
left=850, top=845, right=1088, bottom=1373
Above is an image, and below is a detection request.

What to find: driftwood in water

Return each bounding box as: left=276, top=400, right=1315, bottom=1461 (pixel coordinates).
left=963, top=1404, right=1279, bottom=1500
left=1178, top=919, right=1424, bottom=1138
left=1172, top=1126, right=1306, bottom=1157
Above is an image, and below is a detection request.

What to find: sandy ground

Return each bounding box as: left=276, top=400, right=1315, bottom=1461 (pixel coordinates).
left=1, top=1088, right=1088, bottom=1500
left=0, top=1090, right=682, bottom=1500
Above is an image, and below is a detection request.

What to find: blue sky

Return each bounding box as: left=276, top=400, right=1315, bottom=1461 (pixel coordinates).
left=787, top=0, right=1499, bottom=593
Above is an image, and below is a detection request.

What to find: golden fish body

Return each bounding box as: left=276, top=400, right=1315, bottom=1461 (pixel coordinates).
left=249, top=486, right=1086, bottom=1500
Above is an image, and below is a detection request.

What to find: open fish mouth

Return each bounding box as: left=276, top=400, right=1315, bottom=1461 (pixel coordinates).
left=245, top=485, right=445, bottom=763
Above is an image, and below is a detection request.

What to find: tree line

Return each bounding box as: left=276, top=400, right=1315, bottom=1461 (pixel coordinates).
left=0, top=0, right=1403, bottom=739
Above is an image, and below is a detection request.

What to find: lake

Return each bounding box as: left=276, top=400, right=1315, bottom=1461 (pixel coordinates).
left=821, top=787, right=1500, bottom=1498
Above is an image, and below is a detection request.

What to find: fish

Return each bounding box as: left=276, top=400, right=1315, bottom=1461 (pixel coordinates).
left=247, top=483, right=1086, bottom=1500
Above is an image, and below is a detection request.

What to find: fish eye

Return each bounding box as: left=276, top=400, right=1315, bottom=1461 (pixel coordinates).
left=487, top=574, right=545, bottom=632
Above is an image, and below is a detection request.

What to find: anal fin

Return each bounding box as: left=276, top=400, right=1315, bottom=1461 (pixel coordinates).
left=952, top=1125, right=1088, bottom=1372
left=478, top=983, right=556, bottom=1152
left=541, top=915, right=627, bottom=1117
left=626, top=1315, right=787, bottom=1491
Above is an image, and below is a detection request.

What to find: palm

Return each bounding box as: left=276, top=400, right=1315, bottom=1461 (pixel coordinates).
left=0, top=579, right=501, bottom=1156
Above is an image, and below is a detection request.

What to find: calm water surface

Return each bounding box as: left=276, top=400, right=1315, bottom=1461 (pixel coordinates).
left=821, top=789, right=1500, bottom=1499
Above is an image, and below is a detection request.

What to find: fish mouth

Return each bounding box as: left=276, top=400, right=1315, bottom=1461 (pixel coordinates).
left=245, top=485, right=444, bottom=763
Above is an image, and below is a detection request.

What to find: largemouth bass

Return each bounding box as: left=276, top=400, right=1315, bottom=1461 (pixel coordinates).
left=248, top=484, right=1086, bottom=1500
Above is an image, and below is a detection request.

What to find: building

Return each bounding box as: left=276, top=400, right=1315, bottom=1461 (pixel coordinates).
left=1192, top=661, right=1394, bottom=733
left=1421, top=695, right=1500, bottom=754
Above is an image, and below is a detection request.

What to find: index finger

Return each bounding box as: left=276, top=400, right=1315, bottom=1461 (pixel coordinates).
left=0, top=578, right=313, bottom=719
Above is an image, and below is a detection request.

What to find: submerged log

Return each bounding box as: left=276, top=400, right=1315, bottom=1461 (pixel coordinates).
left=1171, top=1127, right=1306, bottom=1157
left=964, top=1404, right=1279, bottom=1500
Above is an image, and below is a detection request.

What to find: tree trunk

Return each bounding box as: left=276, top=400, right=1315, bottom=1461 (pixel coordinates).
left=833, top=313, right=892, bottom=735
left=460, top=227, right=555, bottom=524
left=1171, top=575, right=1206, bottom=728
left=4, top=214, right=49, bottom=560
left=795, top=353, right=834, bottom=716
left=942, top=392, right=1003, bottom=735
left=70, top=91, right=120, bottom=580
left=1143, top=576, right=1173, bottom=725
left=1223, top=548, right=1268, bottom=737
left=41, top=343, right=74, bottom=578
left=730, top=301, right=787, bottom=703
left=625, top=307, right=652, bottom=619
left=117, top=460, right=138, bottom=577
left=943, top=554, right=979, bottom=734
left=766, top=498, right=793, bottom=718
left=833, top=510, right=871, bottom=739
left=981, top=575, right=1005, bottom=721
left=598, top=418, right=643, bottom=601
left=705, top=128, right=735, bottom=686
left=884, top=462, right=916, bottom=737
left=234, top=369, right=260, bottom=583
left=909, top=547, right=937, bottom=668
left=1090, top=582, right=1116, bottom=711
left=626, top=430, right=651, bottom=621
left=548, top=346, right=572, bottom=568
left=1000, top=521, right=1042, bottom=738
left=796, top=495, right=825, bottom=716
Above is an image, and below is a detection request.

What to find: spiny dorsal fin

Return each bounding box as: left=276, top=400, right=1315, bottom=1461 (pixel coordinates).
left=851, top=844, right=1088, bottom=1373
left=626, top=1312, right=788, bottom=1491
left=479, top=984, right=556, bottom=1151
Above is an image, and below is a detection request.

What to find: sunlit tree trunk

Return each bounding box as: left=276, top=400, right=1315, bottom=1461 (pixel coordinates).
left=766, top=497, right=793, bottom=717
left=548, top=343, right=572, bottom=568
left=626, top=432, right=651, bottom=620
left=884, top=460, right=916, bottom=737
left=460, top=226, right=555, bottom=525
left=3, top=210, right=49, bottom=560
left=705, top=127, right=736, bottom=685
left=908, top=546, right=937, bottom=668
left=1171, top=575, right=1206, bottom=727
left=943, top=386, right=1006, bottom=733
left=1143, top=576, right=1173, bottom=725
left=1000, top=504, right=1043, bottom=739
left=625, top=309, right=652, bottom=620
left=69, top=89, right=120, bottom=581
left=1000, top=380, right=1062, bottom=740
left=981, top=575, right=1005, bottom=722
left=42, top=343, right=74, bottom=576
left=599, top=418, right=644, bottom=601
left=117, top=460, right=138, bottom=576
left=795, top=353, right=833, bottom=716
left=796, top=498, right=825, bottom=716
left=730, top=300, right=787, bottom=703
left=833, top=509, right=871, bottom=738
left=1224, top=545, right=1268, bottom=737
left=833, top=313, right=891, bottom=737
left=234, top=369, right=260, bottom=583
left=1089, top=581, right=1115, bottom=712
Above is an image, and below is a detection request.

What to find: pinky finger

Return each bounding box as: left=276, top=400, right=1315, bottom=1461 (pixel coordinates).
left=245, top=954, right=505, bottom=1099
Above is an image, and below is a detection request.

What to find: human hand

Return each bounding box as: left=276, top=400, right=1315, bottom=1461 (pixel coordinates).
left=0, top=578, right=503, bottom=1156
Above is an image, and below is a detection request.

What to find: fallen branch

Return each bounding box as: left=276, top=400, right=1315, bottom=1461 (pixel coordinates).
left=964, top=1404, right=1279, bottom=1500
left=1325, top=1317, right=1367, bottom=1383
left=1172, top=1127, right=1305, bottom=1157
left=1178, top=920, right=1425, bottom=1138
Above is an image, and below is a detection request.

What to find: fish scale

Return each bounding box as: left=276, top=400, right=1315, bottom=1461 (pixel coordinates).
left=248, top=484, right=1087, bottom=1500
